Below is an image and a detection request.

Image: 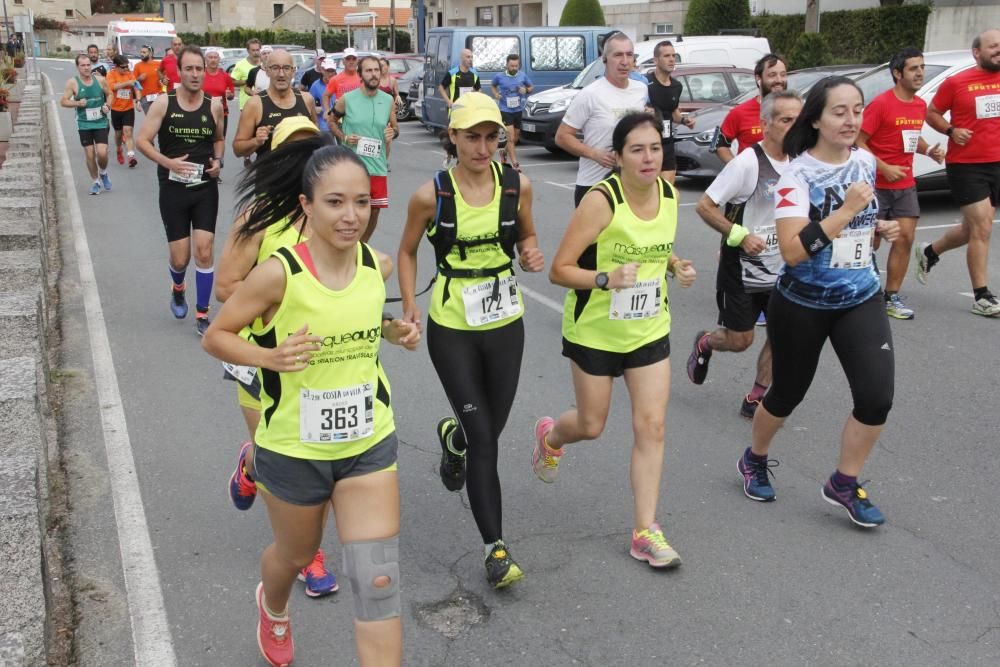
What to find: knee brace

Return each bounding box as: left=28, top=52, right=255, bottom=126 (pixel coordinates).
left=343, top=536, right=400, bottom=621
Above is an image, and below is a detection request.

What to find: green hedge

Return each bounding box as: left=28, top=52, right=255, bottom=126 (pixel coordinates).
left=684, top=0, right=750, bottom=36
left=178, top=28, right=411, bottom=54
left=559, top=0, right=605, bottom=27
left=751, top=4, right=931, bottom=68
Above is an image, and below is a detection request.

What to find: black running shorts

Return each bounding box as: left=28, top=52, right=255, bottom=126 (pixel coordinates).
left=78, top=127, right=110, bottom=147
left=717, top=289, right=771, bottom=332
left=110, top=109, right=135, bottom=130
left=946, top=161, right=1000, bottom=208
left=158, top=180, right=219, bottom=242
left=562, top=334, right=670, bottom=377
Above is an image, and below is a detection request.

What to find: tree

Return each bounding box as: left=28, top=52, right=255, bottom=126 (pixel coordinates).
left=788, top=31, right=831, bottom=69
left=684, top=0, right=750, bottom=35
left=559, top=0, right=605, bottom=27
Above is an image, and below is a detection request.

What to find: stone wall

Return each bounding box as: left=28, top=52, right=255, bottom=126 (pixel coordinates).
left=0, top=77, right=53, bottom=667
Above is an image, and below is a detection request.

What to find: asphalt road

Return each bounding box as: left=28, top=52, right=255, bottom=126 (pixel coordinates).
left=42, top=60, right=1000, bottom=667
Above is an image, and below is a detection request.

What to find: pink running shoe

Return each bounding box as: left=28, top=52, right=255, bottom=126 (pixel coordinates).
left=256, top=582, right=294, bottom=667
left=297, top=548, right=338, bottom=597
left=630, top=523, right=682, bottom=569
left=531, top=417, right=562, bottom=483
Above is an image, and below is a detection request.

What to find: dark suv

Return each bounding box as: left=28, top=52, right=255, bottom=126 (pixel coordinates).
left=519, top=61, right=756, bottom=152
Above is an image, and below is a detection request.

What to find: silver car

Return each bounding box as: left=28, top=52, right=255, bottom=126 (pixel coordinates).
left=673, top=65, right=875, bottom=180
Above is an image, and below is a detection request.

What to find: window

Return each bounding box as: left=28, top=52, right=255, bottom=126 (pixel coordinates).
left=273, top=3, right=284, bottom=18
left=182, top=2, right=189, bottom=22
left=475, top=6, right=494, bottom=27
left=206, top=2, right=213, bottom=23
left=654, top=23, right=673, bottom=34
left=169, top=3, right=176, bottom=21
left=469, top=35, right=519, bottom=71
left=530, top=35, right=584, bottom=71
left=14, top=0, right=23, bottom=5
left=678, top=72, right=731, bottom=103
left=732, top=72, right=756, bottom=95
left=357, top=0, right=369, bottom=6
left=65, top=9, right=74, bottom=17
left=498, top=4, right=518, bottom=26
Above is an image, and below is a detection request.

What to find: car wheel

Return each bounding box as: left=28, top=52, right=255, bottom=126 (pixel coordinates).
left=544, top=145, right=565, bottom=155
left=395, top=102, right=409, bottom=122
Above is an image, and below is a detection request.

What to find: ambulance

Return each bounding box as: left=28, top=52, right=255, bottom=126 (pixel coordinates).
left=106, top=17, right=177, bottom=65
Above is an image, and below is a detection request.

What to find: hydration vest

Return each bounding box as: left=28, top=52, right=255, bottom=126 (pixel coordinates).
left=428, top=160, right=520, bottom=280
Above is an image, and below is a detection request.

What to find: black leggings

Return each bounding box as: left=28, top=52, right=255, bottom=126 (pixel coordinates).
left=763, top=290, right=894, bottom=426
left=427, top=317, right=524, bottom=544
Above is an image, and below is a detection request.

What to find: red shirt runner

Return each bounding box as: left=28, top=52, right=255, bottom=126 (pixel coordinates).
left=160, top=51, right=180, bottom=89
left=202, top=69, right=235, bottom=116
left=720, top=97, right=763, bottom=153
left=860, top=88, right=927, bottom=190
left=326, top=71, right=361, bottom=99
left=931, top=66, right=1000, bottom=164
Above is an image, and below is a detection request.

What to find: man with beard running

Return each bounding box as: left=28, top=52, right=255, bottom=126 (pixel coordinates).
left=916, top=29, right=1000, bottom=317
left=137, top=46, right=225, bottom=336
left=133, top=45, right=162, bottom=113
left=234, top=49, right=317, bottom=160
left=857, top=47, right=945, bottom=320
left=330, top=55, right=397, bottom=241
left=688, top=91, right=802, bottom=419
left=716, top=54, right=788, bottom=164
left=86, top=43, right=108, bottom=78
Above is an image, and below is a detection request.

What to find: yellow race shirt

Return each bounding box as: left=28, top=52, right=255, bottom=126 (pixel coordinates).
left=562, top=175, right=678, bottom=353
left=251, top=242, right=394, bottom=460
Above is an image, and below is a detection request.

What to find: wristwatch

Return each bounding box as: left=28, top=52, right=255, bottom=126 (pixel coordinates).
left=945, top=126, right=955, bottom=137
left=595, top=271, right=609, bottom=290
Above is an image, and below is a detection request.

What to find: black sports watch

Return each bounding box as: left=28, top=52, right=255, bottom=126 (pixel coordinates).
left=595, top=271, right=609, bottom=290
left=945, top=126, right=955, bottom=137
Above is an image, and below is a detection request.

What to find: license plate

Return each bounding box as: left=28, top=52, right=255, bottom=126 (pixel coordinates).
left=522, top=122, right=536, bottom=133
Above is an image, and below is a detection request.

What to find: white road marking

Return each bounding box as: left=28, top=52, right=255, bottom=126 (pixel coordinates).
left=958, top=292, right=974, bottom=298
left=521, top=285, right=564, bottom=315
left=544, top=181, right=575, bottom=190
left=44, top=73, right=178, bottom=667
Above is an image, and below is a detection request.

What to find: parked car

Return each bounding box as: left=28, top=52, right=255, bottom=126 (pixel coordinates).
left=672, top=64, right=875, bottom=179
left=850, top=50, right=972, bottom=190
left=634, top=35, right=772, bottom=70
left=421, top=26, right=618, bottom=130
left=385, top=54, right=422, bottom=79
left=399, top=63, right=425, bottom=120
left=519, top=60, right=756, bottom=152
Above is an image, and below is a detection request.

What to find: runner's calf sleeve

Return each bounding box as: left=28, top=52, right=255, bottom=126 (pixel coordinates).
left=195, top=266, right=214, bottom=311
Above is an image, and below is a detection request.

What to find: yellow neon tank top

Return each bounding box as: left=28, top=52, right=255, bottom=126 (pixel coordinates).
left=251, top=242, right=394, bottom=460
left=258, top=218, right=307, bottom=265
left=427, top=164, right=524, bottom=331
left=562, top=175, right=678, bottom=353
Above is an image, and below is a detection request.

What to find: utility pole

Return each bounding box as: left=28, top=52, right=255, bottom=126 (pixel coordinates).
left=805, top=0, right=820, bottom=34
left=390, top=0, right=395, bottom=53
left=314, top=0, right=322, bottom=52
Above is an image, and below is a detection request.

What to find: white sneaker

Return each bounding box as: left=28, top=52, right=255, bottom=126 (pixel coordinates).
left=972, top=292, right=1000, bottom=317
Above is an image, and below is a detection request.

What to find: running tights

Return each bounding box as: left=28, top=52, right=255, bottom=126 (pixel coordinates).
left=427, top=318, right=525, bottom=544
left=763, top=291, right=894, bottom=426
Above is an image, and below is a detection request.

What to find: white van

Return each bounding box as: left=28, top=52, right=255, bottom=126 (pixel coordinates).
left=106, top=18, right=177, bottom=65
left=635, top=35, right=771, bottom=69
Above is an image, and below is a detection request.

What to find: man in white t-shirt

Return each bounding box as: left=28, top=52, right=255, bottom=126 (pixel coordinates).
left=687, top=90, right=802, bottom=423
left=556, top=33, right=649, bottom=206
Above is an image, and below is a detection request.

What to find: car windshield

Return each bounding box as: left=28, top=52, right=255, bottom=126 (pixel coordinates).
left=571, top=59, right=605, bottom=89
left=118, top=35, right=174, bottom=59
left=853, top=63, right=949, bottom=105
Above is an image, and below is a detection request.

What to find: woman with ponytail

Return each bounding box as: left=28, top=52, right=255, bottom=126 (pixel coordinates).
left=204, top=139, right=418, bottom=666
